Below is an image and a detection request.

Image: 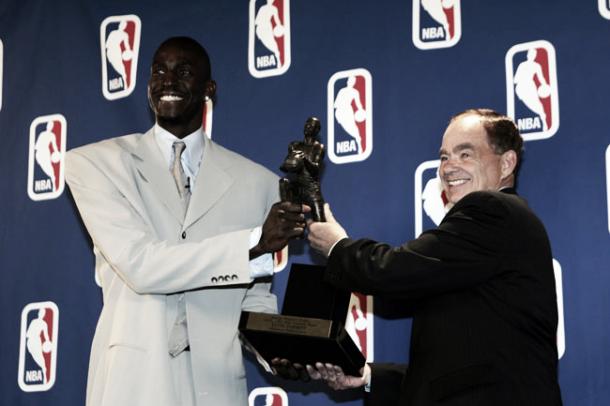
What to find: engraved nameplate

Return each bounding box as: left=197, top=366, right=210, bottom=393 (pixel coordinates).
left=246, top=313, right=332, bottom=337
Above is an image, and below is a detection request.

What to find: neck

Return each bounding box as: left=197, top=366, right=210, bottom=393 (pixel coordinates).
left=157, top=114, right=202, bottom=139
left=498, top=175, right=515, bottom=191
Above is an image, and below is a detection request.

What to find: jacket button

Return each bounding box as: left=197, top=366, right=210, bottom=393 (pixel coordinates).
left=181, top=231, right=186, bottom=239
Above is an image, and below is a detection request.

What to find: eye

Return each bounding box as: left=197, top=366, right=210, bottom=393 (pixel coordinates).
left=439, top=154, right=448, bottom=162
left=151, top=66, right=165, bottom=76
left=460, top=151, right=471, bottom=159
left=178, top=67, right=192, bottom=78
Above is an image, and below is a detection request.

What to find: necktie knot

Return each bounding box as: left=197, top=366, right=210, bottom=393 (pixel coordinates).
left=173, top=141, right=186, bottom=159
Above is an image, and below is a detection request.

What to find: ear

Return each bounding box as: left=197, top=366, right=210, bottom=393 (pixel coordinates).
left=500, top=150, right=517, bottom=179
left=204, top=80, right=217, bottom=101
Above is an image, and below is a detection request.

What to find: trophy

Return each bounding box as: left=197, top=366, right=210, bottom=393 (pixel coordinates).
left=239, top=117, right=365, bottom=376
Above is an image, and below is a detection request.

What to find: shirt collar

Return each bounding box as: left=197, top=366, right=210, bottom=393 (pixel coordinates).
left=153, top=123, right=204, bottom=177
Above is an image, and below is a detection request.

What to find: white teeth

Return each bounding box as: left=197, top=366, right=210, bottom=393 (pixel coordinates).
left=448, top=179, right=468, bottom=186
left=160, top=95, right=183, bottom=101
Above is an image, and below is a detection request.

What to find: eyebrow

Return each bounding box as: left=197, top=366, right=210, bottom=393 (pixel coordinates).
left=439, top=142, right=475, bottom=156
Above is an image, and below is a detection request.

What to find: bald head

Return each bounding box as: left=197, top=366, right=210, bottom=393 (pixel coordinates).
left=154, top=36, right=212, bottom=81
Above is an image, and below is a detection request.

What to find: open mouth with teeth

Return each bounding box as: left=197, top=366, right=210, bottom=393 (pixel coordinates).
left=447, top=178, right=469, bottom=186
left=159, top=94, right=184, bottom=102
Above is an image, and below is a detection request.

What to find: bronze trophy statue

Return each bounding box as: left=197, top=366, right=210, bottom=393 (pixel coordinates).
left=279, top=117, right=326, bottom=222
left=238, top=117, right=365, bottom=377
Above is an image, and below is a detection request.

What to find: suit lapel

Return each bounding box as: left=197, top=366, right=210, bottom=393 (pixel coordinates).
left=183, top=138, right=234, bottom=229
left=132, top=129, right=186, bottom=224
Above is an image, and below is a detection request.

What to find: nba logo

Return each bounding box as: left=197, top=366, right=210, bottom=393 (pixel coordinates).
left=345, top=293, right=374, bottom=362
left=273, top=245, right=289, bottom=273
left=249, top=387, right=288, bottom=406
left=414, top=159, right=450, bottom=237
left=553, top=259, right=565, bottom=359
left=18, top=301, right=59, bottom=392
left=100, top=14, right=141, bottom=100
left=599, top=0, right=610, bottom=19
left=327, top=68, right=373, bottom=164
left=27, top=114, right=67, bottom=201
left=0, top=39, right=3, bottom=111
left=248, top=0, right=291, bottom=78
left=412, top=0, right=461, bottom=50
left=203, top=98, right=213, bottom=138
left=606, top=145, right=610, bottom=234
left=505, top=40, right=559, bottom=141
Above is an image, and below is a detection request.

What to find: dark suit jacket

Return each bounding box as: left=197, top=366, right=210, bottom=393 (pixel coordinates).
left=326, top=189, right=562, bottom=406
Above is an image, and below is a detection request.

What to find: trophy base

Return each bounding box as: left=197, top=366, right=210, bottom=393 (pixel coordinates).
left=239, top=311, right=366, bottom=376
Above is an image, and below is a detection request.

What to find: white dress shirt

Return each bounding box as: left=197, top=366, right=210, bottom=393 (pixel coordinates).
left=153, top=124, right=274, bottom=357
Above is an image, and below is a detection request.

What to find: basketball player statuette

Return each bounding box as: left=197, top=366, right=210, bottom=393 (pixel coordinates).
left=279, top=117, right=326, bottom=222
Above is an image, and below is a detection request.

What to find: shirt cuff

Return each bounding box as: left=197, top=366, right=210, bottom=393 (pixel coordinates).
left=327, top=237, right=346, bottom=257
left=249, top=227, right=274, bottom=278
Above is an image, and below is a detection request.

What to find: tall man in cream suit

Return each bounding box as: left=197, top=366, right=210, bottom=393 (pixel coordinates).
left=66, top=37, right=306, bottom=406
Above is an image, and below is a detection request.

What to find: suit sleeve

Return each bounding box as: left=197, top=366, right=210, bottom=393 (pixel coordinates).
left=326, top=192, right=509, bottom=300
left=366, top=363, right=406, bottom=406
left=241, top=173, right=280, bottom=314
left=66, top=149, right=253, bottom=295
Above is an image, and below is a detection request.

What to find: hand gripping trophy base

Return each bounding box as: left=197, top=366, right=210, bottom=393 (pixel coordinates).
left=279, top=178, right=326, bottom=222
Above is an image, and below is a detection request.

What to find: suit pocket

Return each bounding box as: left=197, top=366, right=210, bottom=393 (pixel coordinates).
left=100, top=344, right=148, bottom=406
left=429, top=363, right=497, bottom=402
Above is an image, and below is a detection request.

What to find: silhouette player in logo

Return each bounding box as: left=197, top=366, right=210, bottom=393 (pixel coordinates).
left=255, top=0, right=285, bottom=67
left=105, top=20, right=133, bottom=89
left=333, top=76, right=366, bottom=154
left=34, top=121, right=60, bottom=191
left=514, top=48, right=550, bottom=131
left=25, top=309, right=51, bottom=383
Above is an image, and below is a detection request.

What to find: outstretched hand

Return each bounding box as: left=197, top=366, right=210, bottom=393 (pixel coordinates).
left=250, top=202, right=309, bottom=259
left=307, top=204, right=348, bottom=257
left=306, top=363, right=370, bottom=391
left=271, top=358, right=310, bottom=381
left=268, top=358, right=371, bottom=391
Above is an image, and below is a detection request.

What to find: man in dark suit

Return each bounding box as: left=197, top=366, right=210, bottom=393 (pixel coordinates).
left=307, top=109, right=562, bottom=405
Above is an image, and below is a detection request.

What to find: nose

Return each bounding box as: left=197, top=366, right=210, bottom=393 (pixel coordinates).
left=440, top=157, right=459, bottom=176
left=162, top=70, right=177, bottom=87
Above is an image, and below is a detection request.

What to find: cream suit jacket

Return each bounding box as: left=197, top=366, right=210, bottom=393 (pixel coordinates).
left=66, top=128, right=279, bottom=406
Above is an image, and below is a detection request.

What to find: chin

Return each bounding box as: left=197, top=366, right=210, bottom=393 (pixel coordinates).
left=155, top=109, right=185, bottom=121
left=446, top=190, right=467, bottom=205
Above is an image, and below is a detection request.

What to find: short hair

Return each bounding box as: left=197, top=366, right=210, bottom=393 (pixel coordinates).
left=450, top=108, right=524, bottom=175
left=154, top=36, right=212, bottom=81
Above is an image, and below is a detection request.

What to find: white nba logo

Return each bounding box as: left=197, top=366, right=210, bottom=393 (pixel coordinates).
left=553, top=259, right=565, bottom=359
left=599, top=0, right=610, bottom=19
left=0, top=39, right=3, bottom=111
left=203, top=98, right=213, bottom=138
left=27, top=114, right=67, bottom=201
left=412, top=0, right=461, bottom=50
left=327, top=68, right=373, bottom=164
left=414, top=159, right=450, bottom=237
left=18, top=301, right=59, bottom=392
left=273, top=246, right=289, bottom=273
left=606, top=145, right=610, bottom=234
left=248, top=0, right=291, bottom=78
left=100, top=14, right=141, bottom=100
left=505, top=40, right=559, bottom=141
left=345, top=293, right=374, bottom=362
left=249, top=386, right=288, bottom=406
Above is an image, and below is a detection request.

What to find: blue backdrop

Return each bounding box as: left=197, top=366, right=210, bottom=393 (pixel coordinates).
left=1, top=0, right=609, bottom=405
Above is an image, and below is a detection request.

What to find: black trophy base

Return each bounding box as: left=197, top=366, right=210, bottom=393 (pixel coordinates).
left=239, top=263, right=365, bottom=377
left=239, top=311, right=365, bottom=376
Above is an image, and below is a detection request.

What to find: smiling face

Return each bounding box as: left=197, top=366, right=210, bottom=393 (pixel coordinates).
left=439, top=114, right=516, bottom=205
left=147, top=39, right=215, bottom=138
